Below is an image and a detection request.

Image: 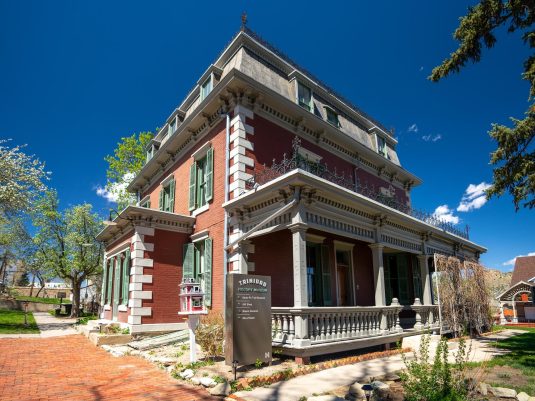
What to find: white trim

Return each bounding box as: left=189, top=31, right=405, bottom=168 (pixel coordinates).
left=306, top=233, right=326, bottom=243
left=104, top=304, right=111, bottom=311
left=191, top=204, right=209, bottom=217
left=298, top=147, right=322, bottom=163
left=106, top=242, right=131, bottom=259
left=118, top=304, right=128, bottom=312
left=191, top=141, right=212, bottom=160
left=130, top=322, right=188, bottom=333
left=138, top=195, right=150, bottom=207
left=191, top=229, right=210, bottom=242
left=333, top=240, right=355, bottom=250
left=160, top=172, right=174, bottom=187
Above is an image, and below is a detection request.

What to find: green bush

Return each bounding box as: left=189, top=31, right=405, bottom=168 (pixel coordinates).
left=399, top=334, right=471, bottom=401
left=195, top=313, right=224, bottom=359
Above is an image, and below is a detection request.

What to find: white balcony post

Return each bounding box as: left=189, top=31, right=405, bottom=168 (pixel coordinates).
left=417, top=254, right=433, bottom=305
left=369, top=243, right=388, bottom=334
left=289, top=223, right=310, bottom=346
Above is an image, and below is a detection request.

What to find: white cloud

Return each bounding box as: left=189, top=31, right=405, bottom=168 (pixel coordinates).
left=432, top=204, right=460, bottom=225
left=422, top=134, right=442, bottom=142
left=457, top=182, right=492, bottom=212
left=95, top=172, right=135, bottom=203
left=502, top=251, right=535, bottom=267
left=407, top=124, right=418, bottom=133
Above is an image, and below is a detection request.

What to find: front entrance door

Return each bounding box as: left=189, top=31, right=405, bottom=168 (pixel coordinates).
left=335, top=249, right=352, bottom=306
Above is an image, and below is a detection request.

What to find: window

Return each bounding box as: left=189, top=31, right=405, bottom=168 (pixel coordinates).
left=297, top=81, right=312, bottom=111
left=306, top=243, right=332, bottom=306
left=325, top=107, right=340, bottom=127
left=384, top=254, right=411, bottom=305
left=189, top=147, right=214, bottom=211
left=140, top=196, right=150, bottom=208
left=168, top=119, right=176, bottom=137
left=159, top=176, right=175, bottom=212
left=101, top=249, right=130, bottom=307
left=200, top=76, right=213, bottom=101
left=377, top=136, right=388, bottom=158
left=146, top=143, right=159, bottom=164
left=183, top=237, right=213, bottom=307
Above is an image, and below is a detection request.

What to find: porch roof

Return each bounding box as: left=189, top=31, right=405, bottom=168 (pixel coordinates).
left=497, top=281, right=534, bottom=302
left=223, top=169, right=486, bottom=254
left=96, top=205, right=195, bottom=243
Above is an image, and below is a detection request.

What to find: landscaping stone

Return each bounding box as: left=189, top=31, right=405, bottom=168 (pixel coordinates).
left=517, top=392, right=530, bottom=401
left=381, top=373, right=401, bottom=382
left=527, top=397, right=535, bottom=401
left=371, top=381, right=390, bottom=399
left=209, top=382, right=231, bottom=396
left=191, top=377, right=201, bottom=385
left=348, top=382, right=366, bottom=398
left=179, top=368, right=194, bottom=379
left=489, top=386, right=517, bottom=398
left=307, top=396, right=345, bottom=401
left=199, top=377, right=217, bottom=387
left=478, top=382, right=490, bottom=396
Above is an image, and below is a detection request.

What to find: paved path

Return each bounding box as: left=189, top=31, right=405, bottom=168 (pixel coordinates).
left=0, top=335, right=216, bottom=401
left=234, top=330, right=523, bottom=401
left=0, top=312, right=78, bottom=338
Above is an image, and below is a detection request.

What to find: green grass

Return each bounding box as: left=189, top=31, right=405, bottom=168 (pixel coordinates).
left=0, top=308, right=40, bottom=334
left=15, top=296, right=65, bottom=304
left=470, top=326, right=535, bottom=395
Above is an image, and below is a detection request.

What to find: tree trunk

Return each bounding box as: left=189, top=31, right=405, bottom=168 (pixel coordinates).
left=35, top=285, right=45, bottom=297
left=71, top=278, right=81, bottom=318
left=29, top=275, right=35, bottom=297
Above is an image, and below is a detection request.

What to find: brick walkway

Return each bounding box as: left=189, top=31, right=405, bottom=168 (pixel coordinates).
left=0, top=335, right=217, bottom=401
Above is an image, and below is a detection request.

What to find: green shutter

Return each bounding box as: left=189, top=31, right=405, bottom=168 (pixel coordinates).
left=158, top=188, right=164, bottom=211
left=203, top=238, right=213, bottom=307
left=101, top=258, right=108, bottom=305
left=169, top=178, right=175, bottom=212
left=321, top=245, right=332, bottom=306
left=182, top=243, right=194, bottom=279
left=106, top=259, right=113, bottom=304
left=205, top=148, right=214, bottom=202
left=188, top=162, right=197, bottom=211
left=121, top=249, right=130, bottom=305
left=114, top=257, right=121, bottom=308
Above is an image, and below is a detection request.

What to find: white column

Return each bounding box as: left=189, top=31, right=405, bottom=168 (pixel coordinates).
left=499, top=302, right=506, bottom=325
left=290, top=223, right=308, bottom=308
left=369, top=243, right=386, bottom=306
left=417, top=254, right=432, bottom=305
left=513, top=301, right=518, bottom=323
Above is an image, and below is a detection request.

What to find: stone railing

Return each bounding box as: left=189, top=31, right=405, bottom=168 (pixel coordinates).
left=402, top=299, right=440, bottom=331
left=272, top=300, right=404, bottom=346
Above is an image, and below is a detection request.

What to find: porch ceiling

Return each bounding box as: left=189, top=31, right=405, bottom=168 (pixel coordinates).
left=223, top=169, right=486, bottom=254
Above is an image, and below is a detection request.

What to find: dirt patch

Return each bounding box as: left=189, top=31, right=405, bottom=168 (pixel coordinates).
left=469, top=365, right=530, bottom=394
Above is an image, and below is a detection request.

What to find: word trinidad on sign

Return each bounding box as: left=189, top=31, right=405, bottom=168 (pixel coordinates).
left=238, top=278, right=268, bottom=287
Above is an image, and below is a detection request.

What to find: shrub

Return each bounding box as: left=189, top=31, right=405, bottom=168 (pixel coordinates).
left=195, top=313, right=224, bottom=359
left=400, top=334, right=471, bottom=401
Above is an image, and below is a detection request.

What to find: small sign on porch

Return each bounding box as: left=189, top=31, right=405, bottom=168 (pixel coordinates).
left=225, top=274, right=272, bottom=367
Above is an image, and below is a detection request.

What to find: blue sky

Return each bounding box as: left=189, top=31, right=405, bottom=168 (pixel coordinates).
left=1, top=1, right=533, bottom=271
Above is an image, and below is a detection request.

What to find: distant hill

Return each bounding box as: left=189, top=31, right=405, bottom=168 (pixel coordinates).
left=484, top=268, right=513, bottom=305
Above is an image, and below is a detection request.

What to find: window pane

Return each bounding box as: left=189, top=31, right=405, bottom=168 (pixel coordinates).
left=298, top=82, right=311, bottom=111
left=201, top=77, right=212, bottom=100
left=326, top=108, right=339, bottom=126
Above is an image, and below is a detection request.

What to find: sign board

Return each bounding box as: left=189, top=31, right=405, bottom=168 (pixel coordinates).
left=57, top=292, right=66, bottom=299
left=225, top=274, right=272, bottom=366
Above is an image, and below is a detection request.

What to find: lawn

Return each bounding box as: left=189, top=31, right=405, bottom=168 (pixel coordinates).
left=471, top=326, right=535, bottom=395
left=0, top=309, right=40, bottom=334
left=15, top=295, right=64, bottom=304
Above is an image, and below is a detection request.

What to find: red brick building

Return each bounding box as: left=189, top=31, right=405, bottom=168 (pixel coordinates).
left=97, top=28, right=485, bottom=356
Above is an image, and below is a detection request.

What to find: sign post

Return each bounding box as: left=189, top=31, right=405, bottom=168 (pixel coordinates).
left=225, top=274, right=272, bottom=368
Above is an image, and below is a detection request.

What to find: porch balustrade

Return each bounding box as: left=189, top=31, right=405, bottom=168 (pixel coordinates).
left=272, top=304, right=403, bottom=346
left=271, top=303, right=440, bottom=347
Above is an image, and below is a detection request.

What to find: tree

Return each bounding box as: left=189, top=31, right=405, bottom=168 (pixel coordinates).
left=430, top=0, right=535, bottom=210
left=104, top=131, right=154, bottom=209
left=0, top=140, right=48, bottom=216
left=33, top=190, right=103, bottom=317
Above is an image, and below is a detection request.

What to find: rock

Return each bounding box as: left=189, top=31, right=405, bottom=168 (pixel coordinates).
left=179, top=369, right=194, bottom=379
left=154, top=357, right=176, bottom=366
left=380, top=373, right=401, bottom=382
left=477, top=382, right=489, bottom=396
left=200, top=377, right=217, bottom=387
left=517, top=392, right=530, bottom=401
left=371, top=381, right=390, bottom=398
left=191, top=377, right=201, bottom=385
left=307, top=396, right=345, bottom=401
left=348, top=382, right=366, bottom=398
left=489, top=387, right=517, bottom=399
left=528, top=397, right=535, bottom=401
left=209, top=382, right=231, bottom=396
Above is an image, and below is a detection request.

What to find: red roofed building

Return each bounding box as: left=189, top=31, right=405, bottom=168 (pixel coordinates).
left=498, top=256, right=535, bottom=323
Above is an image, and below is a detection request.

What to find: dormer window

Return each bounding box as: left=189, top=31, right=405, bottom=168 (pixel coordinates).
left=200, top=76, right=213, bottom=101
left=146, top=143, right=160, bottom=163
left=325, top=107, right=340, bottom=127
left=297, top=82, right=312, bottom=111
left=168, top=119, right=176, bottom=137
left=377, top=136, right=388, bottom=158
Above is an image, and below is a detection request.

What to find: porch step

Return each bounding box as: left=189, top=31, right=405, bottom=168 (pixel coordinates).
left=127, top=330, right=188, bottom=351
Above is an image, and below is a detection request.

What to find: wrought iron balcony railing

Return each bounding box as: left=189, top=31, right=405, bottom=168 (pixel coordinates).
left=245, top=137, right=469, bottom=240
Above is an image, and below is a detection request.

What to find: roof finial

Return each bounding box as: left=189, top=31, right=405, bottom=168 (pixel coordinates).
left=241, top=11, right=247, bottom=30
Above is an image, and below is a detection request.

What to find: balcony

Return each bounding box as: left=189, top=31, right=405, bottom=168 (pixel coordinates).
left=246, top=136, right=469, bottom=240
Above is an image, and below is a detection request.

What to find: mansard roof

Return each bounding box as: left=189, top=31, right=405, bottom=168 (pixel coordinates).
left=511, top=256, right=535, bottom=286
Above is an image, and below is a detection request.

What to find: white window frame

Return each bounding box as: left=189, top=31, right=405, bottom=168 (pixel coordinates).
left=324, top=106, right=340, bottom=127
left=296, top=81, right=313, bottom=112
left=138, top=195, right=150, bottom=208
left=376, top=134, right=388, bottom=158
left=200, top=75, right=213, bottom=101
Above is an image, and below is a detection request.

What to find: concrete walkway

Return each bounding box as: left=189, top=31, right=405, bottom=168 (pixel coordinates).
left=0, top=311, right=78, bottom=338
left=234, top=330, right=523, bottom=401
